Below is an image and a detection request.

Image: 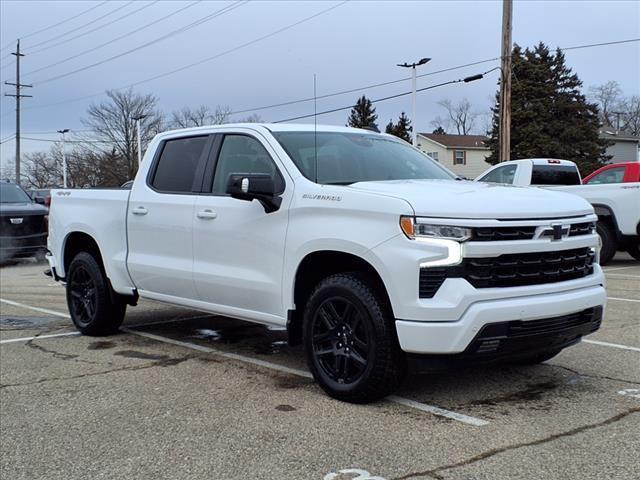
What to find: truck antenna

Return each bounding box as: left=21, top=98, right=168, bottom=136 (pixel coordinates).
left=314, top=74, right=318, bottom=184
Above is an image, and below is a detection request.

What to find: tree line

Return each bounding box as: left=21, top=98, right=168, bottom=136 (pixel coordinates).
left=13, top=40, right=639, bottom=187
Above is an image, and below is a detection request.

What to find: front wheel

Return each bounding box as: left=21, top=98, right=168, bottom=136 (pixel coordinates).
left=596, top=221, right=617, bottom=265
left=626, top=241, right=640, bottom=261
left=66, top=252, right=126, bottom=336
left=303, top=273, right=406, bottom=403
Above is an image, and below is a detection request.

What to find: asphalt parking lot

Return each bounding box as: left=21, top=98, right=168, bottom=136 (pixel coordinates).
left=1, top=255, right=638, bottom=480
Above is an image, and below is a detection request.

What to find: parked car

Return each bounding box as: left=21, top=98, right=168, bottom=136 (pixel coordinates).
left=46, top=124, right=606, bottom=403
left=476, top=159, right=639, bottom=264
left=28, top=188, right=51, bottom=207
left=475, top=158, right=582, bottom=186
left=0, top=181, right=48, bottom=262
left=582, top=162, right=640, bottom=184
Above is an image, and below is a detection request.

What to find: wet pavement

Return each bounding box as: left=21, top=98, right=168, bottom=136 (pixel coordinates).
left=0, top=255, right=638, bottom=480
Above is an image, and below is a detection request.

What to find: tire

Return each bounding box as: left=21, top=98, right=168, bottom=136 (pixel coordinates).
left=596, top=221, right=617, bottom=265
left=510, top=349, right=562, bottom=366
left=303, top=273, right=406, bottom=403
left=66, top=252, right=126, bottom=336
left=626, top=241, right=640, bottom=261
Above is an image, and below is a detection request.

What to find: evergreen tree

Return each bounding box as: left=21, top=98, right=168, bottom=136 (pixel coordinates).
left=432, top=126, right=446, bottom=135
left=347, top=95, right=378, bottom=130
left=385, top=112, right=412, bottom=142
left=486, top=43, right=609, bottom=173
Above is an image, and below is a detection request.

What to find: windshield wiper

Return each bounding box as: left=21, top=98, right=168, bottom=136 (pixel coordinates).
left=322, top=181, right=355, bottom=186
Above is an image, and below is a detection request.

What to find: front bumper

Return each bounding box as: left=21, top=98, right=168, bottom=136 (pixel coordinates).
left=395, top=283, right=606, bottom=354
left=0, top=232, right=48, bottom=259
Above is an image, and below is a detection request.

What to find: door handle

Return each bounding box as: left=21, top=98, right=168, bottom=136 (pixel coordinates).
left=197, top=209, right=217, bottom=219
left=131, top=206, right=148, bottom=216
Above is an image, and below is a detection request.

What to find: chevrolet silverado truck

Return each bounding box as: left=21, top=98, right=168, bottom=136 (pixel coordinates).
left=476, top=158, right=640, bottom=263
left=46, top=125, right=606, bottom=403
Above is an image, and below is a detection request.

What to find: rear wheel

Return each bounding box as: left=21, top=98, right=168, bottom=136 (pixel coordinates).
left=303, top=273, right=406, bottom=403
left=66, top=252, right=126, bottom=336
left=596, top=221, right=617, bottom=265
left=626, top=241, right=640, bottom=261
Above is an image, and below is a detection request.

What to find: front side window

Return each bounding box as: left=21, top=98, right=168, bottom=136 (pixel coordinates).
left=478, top=164, right=517, bottom=184
left=273, top=131, right=454, bottom=185
left=586, top=167, right=625, bottom=184
left=0, top=183, right=32, bottom=203
left=151, top=136, right=208, bottom=193
left=212, top=135, right=284, bottom=194
left=531, top=165, right=581, bottom=185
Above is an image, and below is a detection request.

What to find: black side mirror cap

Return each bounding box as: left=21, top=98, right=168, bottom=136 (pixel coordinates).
left=226, top=173, right=282, bottom=213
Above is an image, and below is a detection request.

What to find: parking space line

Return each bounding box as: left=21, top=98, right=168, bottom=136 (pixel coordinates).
left=605, top=273, right=640, bottom=279
left=603, top=266, right=639, bottom=272
left=0, top=298, right=70, bottom=318
left=122, top=327, right=489, bottom=426
left=0, top=331, right=80, bottom=344
left=608, top=296, right=640, bottom=303
left=583, top=339, right=640, bottom=352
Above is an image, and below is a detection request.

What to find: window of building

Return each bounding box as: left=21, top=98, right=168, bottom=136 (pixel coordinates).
left=454, top=150, right=465, bottom=165
left=426, top=151, right=439, bottom=162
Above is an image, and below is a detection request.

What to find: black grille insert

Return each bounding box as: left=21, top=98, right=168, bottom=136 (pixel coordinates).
left=474, top=226, right=536, bottom=241
left=419, top=268, right=448, bottom=298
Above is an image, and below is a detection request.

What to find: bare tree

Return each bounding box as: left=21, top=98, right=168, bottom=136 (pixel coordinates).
left=589, top=81, right=623, bottom=128
left=83, top=89, right=164, bottom=182
left=431, top=98, right=478, bottom=135
left=619, top=95, right=640, bottom=136
left=237, top=113, right=263, bottom=123
left=171, top=105, right=232, bottom=128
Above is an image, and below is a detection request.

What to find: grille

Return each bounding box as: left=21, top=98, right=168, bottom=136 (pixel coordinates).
left=474, top=226, right=536, bottom=241
left=1, top=215, right=46, bottom=237
left=419, top=268, right=447, bottom=298
left=461, top=247, right=595, bottom=288
left=507, top=308, right=599, bottom=337
left=569, top=222, right=595, bottom=237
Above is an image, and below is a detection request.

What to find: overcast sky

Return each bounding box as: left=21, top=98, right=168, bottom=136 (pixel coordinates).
left=1, top=0, right=639, bottom=165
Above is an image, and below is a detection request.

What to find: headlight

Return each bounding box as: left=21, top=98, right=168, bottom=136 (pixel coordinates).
left=400, top=216, right=472, bottom=241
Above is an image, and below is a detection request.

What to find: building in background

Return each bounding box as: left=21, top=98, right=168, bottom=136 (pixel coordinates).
left=599, top=127, right=640, bottom=163
left=417, top=133, right=490, bottom=178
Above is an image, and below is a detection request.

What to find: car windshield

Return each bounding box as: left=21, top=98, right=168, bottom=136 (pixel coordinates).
left=273, top=131, right=455, bottom=184
left=0, top=183, right=32, bottom=203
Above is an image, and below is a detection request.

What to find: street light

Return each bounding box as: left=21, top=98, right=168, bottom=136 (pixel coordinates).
left=132, top=114, right=148, bottom=167
left=397, top=57, right=431, bottom=146
left=57, top=129, right=69, bottom=188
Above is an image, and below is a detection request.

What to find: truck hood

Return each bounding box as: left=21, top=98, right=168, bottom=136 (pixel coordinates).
left=0, top=202, right=48, bottom=217
left=349, top=179, right=593, bottom=219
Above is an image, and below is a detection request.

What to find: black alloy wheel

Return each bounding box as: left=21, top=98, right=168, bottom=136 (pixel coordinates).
left=69, top=265, right=97, bottom=328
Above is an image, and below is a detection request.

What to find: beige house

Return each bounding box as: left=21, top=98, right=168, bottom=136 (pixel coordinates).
left=417, top=133, right=490, bottom=179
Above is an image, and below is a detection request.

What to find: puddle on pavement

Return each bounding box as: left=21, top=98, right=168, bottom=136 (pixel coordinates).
left=114, top=350, right=170, bottom=361
left=0, top=315, right=60, bottom=329
left=87, top=341, right=116, bottom=350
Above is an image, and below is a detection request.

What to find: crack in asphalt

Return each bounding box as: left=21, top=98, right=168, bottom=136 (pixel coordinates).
left=0, top=354, right=193, bottom=389
left=392, top=407, right=640, bottom=480
left=549, top=363, right=640, bottom=386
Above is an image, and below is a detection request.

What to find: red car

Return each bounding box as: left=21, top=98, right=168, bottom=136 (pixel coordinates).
left=582, top=162, right=640, bottom=184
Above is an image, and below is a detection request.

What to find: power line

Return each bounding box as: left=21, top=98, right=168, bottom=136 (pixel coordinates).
left=21, top=1, right=198, bottom=78
left=274, top=67, right=500, bottom=123
left=24, top=1, right=160, bottom=60
left=31, top=1, right=249, bottom=85
left=560, top=38, right=640, bottom=51
left=0, top=1, right=108, bottom=52
left=24, top=1, right=135, bottom=51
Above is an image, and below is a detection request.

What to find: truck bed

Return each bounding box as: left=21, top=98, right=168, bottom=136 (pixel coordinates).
left=47, top=188, right=135, bottom=295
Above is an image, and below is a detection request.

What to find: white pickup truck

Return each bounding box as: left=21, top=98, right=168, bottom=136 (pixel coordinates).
left=47, top=124, right=606, bottom=403
left=476, top=158, right=640, bottom=264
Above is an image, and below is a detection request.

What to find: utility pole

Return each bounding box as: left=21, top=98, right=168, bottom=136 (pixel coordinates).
left=132, top=114, right=148, bottom=168
left=498, top=0, right=512, bottom=162
left=57, top=129, right=69, bottom=188
left=4, top=40, right=32, bottom=185
left=397, top=57, right=431, bottom=146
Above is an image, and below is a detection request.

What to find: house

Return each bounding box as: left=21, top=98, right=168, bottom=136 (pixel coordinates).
left=599, top=127, right=640, bottom=163
left=416, top=133, right=490, bottom=178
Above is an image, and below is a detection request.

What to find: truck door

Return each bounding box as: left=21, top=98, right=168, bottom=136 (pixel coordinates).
left=127, top=134, right=213, bottom=301
left=192, top=132, right=291, bottom=322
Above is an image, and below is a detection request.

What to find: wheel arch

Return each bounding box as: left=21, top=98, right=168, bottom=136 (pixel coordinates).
left=592, top=203, right=621, bottom=239
left=287, top=250, right=392, bottom=345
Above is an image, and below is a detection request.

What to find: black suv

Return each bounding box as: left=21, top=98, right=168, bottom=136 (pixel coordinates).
left=0, top=181, right=48, bottom=261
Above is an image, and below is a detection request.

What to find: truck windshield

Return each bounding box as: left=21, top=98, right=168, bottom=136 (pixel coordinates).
left=0, top=183, right=32, bottom=203
left=273, top=131, right=455, bottom=184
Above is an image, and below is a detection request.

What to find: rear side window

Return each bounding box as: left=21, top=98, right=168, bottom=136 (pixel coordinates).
left=151, top=136, right=208, bottom=193
left=531, top=165, right=580, bottom=185
left=478, top=164, right=517, bottom=184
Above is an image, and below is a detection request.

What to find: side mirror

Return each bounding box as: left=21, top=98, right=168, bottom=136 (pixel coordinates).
left=226, top=173, right=282, bottom=213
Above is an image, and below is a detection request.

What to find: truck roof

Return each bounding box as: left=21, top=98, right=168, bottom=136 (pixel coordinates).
left=159, top=123, right=385, bottom=138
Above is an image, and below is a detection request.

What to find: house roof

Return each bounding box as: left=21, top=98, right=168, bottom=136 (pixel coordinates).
left=418, top=133, right=489, bottom=149
left=598, top=127, right=640, bottom=143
